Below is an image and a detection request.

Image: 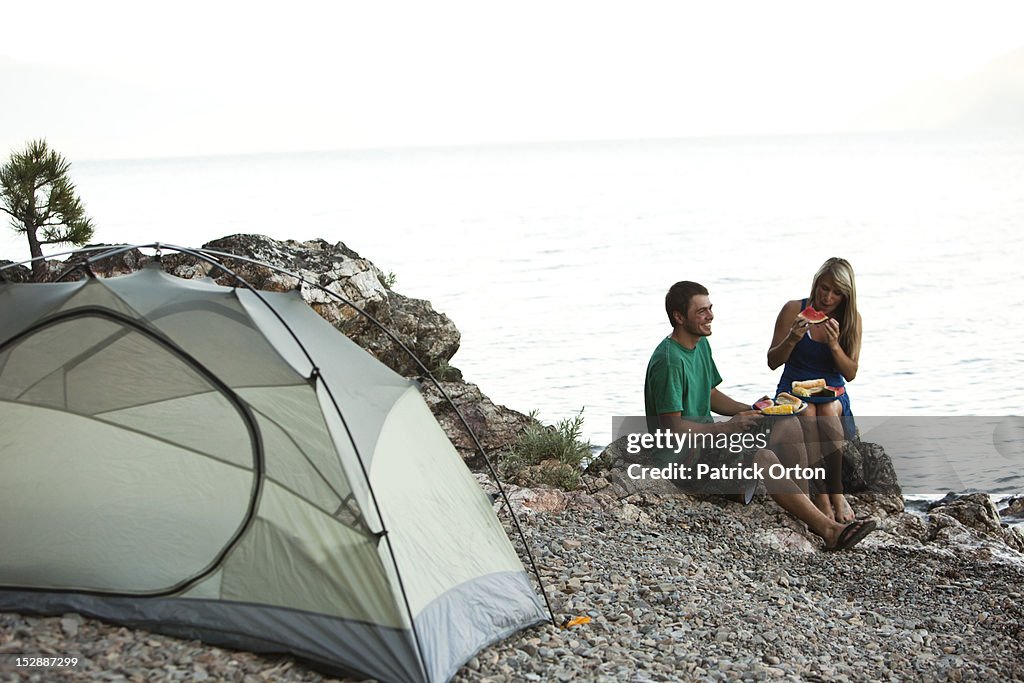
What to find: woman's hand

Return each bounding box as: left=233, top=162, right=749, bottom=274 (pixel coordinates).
left=823, top=318, right=841, bottom=350
left=769, top=301, right=809, bottom=370
left=788, top=317, right=811, bottom=340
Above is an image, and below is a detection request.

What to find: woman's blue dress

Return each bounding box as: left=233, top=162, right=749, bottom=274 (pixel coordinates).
left=776, top=299, right=855, bottom=436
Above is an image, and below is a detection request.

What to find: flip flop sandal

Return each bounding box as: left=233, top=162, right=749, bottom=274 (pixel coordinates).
left=825, top=518, right=877, bottom=551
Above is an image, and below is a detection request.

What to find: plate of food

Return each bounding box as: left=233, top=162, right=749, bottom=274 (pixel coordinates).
left=759, top=394, right=807, bottom=415
left=790, top=379, right=845, bottom=403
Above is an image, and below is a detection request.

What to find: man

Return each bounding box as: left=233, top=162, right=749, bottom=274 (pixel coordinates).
left=644, top=281, right=875, bottom=551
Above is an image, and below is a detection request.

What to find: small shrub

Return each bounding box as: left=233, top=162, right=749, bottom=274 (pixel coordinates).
left=379, top=271, right=398, bottom=289
left=538, top=460, right=581, bottom=490
left=504, top=409, right=591, bottom=491
left=427, top=357, right=462, bottom=381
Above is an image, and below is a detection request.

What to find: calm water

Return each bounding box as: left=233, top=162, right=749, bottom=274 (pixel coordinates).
left=3, top=131, right=1022, bottom=494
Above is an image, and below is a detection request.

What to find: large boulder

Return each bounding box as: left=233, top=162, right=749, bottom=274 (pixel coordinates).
left=50, top=236, right=461, bottom=379
left=926, top=492, right=1024, bottom=553
left=840, top=438, right=904, bottom=517
left=927, top=492, right=1001, bottom=533
left=419, top=380, right=534, bottom=466
left=998, top=495, right=1024, bottom=518
left=177, top=235, right=461, bottom=379
left=0, top=260, right=32, bottom=282
left=583, top=435, right=690, bottom=499
left=840, top=439, right=901, bottom=495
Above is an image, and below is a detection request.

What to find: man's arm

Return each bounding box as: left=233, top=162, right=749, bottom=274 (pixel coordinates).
left=710, top=386, right=756, bottom=416
left=659, top=409, right=761, bottom=435
left=658, top=411, right=718, bottom=436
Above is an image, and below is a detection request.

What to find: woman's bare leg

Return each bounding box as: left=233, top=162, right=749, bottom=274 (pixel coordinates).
left=796, top=404, right=834, bottom=520
left=766, top=416, right=811, bottom=496
left=818, top=400, right=855, bottom=522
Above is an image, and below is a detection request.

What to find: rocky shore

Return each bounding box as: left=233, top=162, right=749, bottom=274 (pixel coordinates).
left=469, top=482, right=1024, bottom=683
left=3, top=235, right=1023, bottom=682
left=3, top=483, right=1023, bottom=682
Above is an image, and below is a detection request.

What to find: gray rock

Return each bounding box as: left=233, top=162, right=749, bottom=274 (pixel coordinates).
left=998, top=495, right=1024, bottom=518
left=584, top=435, right=704, bottom=498
left=1002, top=525, right=1024, bottom=553
left=929, top=492, right=1002, bottom=535
left=60, top=617, right=79, bottom=637
left=420, top=379, right=532, bottom=464
left=0, top=259, right=32, bottom=282
left=840, top=438, right=902, bottom=497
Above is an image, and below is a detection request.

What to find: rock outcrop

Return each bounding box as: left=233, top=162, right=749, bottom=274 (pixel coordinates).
left=840, top=438, right=905, bottom=518
left=588, top=433, right=904, bottom=512
left=584, top=436, right=1024, bottom=557
left=420, top=380, right=534, bottom=465
left=0, top=260, right=32, bottom=282
left=998, top=495, right=1024, bottom=518
left=925, top=492, right=1024, bottom=553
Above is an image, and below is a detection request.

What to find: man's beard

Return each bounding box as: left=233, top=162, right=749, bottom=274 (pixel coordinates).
left=682, top=317, right=710, bottom=337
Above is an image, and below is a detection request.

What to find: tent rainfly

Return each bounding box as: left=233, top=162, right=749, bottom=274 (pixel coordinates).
left=0, top=257, right=548, bottom=683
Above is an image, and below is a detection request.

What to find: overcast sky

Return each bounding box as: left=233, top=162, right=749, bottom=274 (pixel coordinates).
left=2, top=1, right=1024, bottom=161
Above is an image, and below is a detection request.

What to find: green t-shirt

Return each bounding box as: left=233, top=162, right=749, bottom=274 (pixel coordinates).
left=644, top=336, right=722, bottom=431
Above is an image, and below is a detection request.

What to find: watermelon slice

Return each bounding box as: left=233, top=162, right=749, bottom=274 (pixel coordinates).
left=797, top=305, right=828, bottom=324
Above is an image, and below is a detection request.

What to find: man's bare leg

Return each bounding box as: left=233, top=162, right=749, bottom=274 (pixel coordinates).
left=751, top=448, right=847, bottom=546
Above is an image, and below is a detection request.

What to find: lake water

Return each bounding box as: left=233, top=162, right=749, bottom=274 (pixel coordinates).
left=2, top=130, right=1022, bottom=495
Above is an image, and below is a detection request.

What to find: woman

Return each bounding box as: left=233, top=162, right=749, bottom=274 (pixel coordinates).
left=768, top=257, right=862, bottom=523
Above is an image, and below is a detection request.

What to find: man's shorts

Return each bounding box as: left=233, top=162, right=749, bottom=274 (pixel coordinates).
left=649, top=422, right=771, bottom=503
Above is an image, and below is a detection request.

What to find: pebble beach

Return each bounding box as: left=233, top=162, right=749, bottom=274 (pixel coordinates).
left=3, top=487, right=1023, bottom=683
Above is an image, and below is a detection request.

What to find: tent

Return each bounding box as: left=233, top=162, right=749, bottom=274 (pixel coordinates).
left=0, top=255, right=548, bottom=683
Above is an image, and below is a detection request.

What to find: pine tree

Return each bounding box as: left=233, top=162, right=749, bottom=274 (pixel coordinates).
left=1, top=139, right=95, bottom=280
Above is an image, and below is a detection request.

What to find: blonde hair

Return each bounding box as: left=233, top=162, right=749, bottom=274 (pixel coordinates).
left=809, top=257, right=861, bottom=355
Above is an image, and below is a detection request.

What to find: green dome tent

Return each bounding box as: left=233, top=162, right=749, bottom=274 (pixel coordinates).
left=0, top=247, right=548, bottom=683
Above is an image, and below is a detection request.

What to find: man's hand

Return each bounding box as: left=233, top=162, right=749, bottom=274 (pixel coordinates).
left=727, top=410, right=763, bottom=432
left=711, top=387, right=758, bottom=417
